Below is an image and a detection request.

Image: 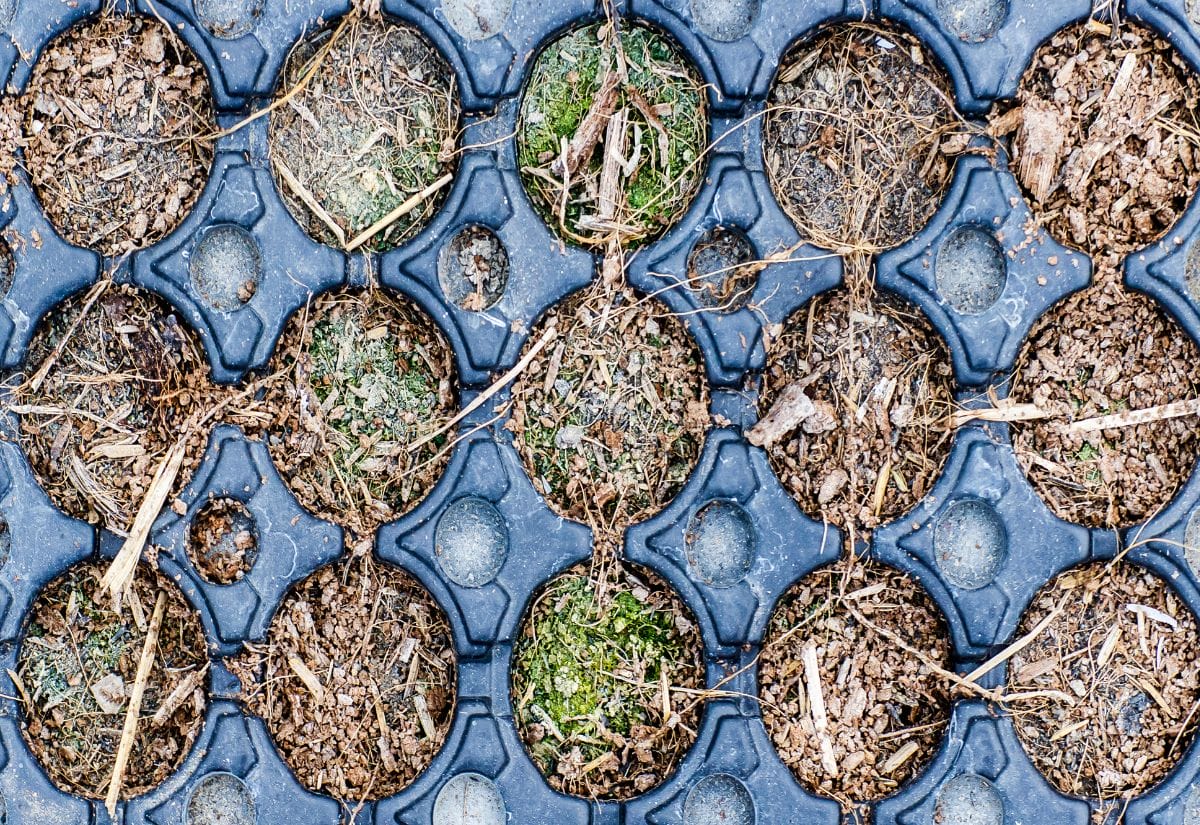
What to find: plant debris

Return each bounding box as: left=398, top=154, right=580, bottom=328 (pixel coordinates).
left=764, top=22, right=963, bottom=253
left=511, top=561, right=702, bottom=799
left=756, top=289, right=955, bottom=536
left=231, top=553, right=455, bottom=802
left=1000, top=21, right=1200, bottom=528
left=269, top=15, right=458, bottom=252
left=246, top=288, right=457, bottom=539
left=759, top=553, right=952, bottom=809
left=517, top=21, right=707, bottom=247
left=1008, top=561, right=1200, bottom=800
left=187, top=497, right=258, bottom=585
left=21, top=14, right=214, bottom=257
left=17, top=560, right=207, bottom=799
left=11, top=283, right=216, bottom=534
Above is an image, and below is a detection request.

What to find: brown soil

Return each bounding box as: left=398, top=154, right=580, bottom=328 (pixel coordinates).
left=508, top=281, right=709, bottom=541
left=188, top=497, right=257, bottom=584
left=755, top=290, right=955, bottom=536
left=764, top=22, right=963, bottom=253
left=1008, top=561, right=1200, bottom=800
left=759, top=553, right=953, bottom=809
left=230, top=553, right=456, bottom=802
left=247, top=288, right=457, bottom=540
left=13, top=283, right=216, bottom=534
left=21, top=15, right=214, bottom=257
left=1001, top=21, right=1200, bottom=528
left=510, top=560, right=703, bottom=799
left=17, top=560, right=208, bottom=799
left=269, top=15, right=458, bottom=252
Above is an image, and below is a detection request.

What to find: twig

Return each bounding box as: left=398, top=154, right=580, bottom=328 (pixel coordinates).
left=964, top=596, right=1068, bottom=685
left=1068, top=397, right=1200, bottom=433
left=274, top=156, right=346, bottom=247
left=24, top=279, right=110, bottom=394
left=344, top=172, right=453, bottom=252
left=105, top=590, right=166, bottom=816
left=406, top=323, right=558, bottom=453
left=287, top=653, right=325, bottom=701
left=550, top=68, right=621, bottom=179
left=803, top=644, right=839, bottom=777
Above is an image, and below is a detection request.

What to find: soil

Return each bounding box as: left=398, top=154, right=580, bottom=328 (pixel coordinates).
left=21, top=15, right=214, bottom=257
left=763, top=22, right=963, bottom=253
left=510, top=560, right=703, bottom=799
left=269, top=15, right=459, bottom=252
left=999, top=21, right=1200, bottom=528
left=247, top=288, right=457, bottom=540
left=17, top=560, right=208, bottom=799
left=508, top=280, right=709, bottom=540
left=230, top=553, right=456, bottom=802
left=11, top=283, right=217, bottom=534
left=1008, top=561, right=1200, bottom=801
left=517, top=21, right=707, bottom=248
left=754, top=289, right=955, bottom=537
left=188, top=497, right=258, bottom=585
left=438, top=224, right=509, bottom=311
left=758, top=553, right=953, bottom=809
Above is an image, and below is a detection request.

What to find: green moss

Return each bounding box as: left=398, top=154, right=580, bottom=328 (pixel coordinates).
left=517, top=22, right=706, bottom=246
left=513, top=571, right=690, bottom=772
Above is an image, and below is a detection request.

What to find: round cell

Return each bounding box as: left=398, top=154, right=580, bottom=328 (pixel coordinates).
left=686, top=500, right=756, bottom=588
left=682, top=774, right=755, bottom=825
left=432, top=773, right=507, bottom=825
left=1185, top=783, right=1200, bottom=825
left=436, top=497, right=509, bottom=588
left=1186, top=508, right=1200, bottom=577
left=442, top=0, right=513, bottom=41
left=193, top=0, right=263, bottom=39
left=689, top=0, right=759, bottom=41
left=935, top=225, right=1007, bottom=315
left=439, top=225, right=510, bottom=311
left=687, top=226, right=758, bottom=311
left=188, top=498, right=259, bottom=585
left=933, top=499, right=1007, bottom=590
left=186, top=772, right=256, bottom=825
left=936, top=0, right=1008, bottom=42
left=190, top=224, right=262, bottom=312
left=934, top=774, right=1003, bottom=825
left=1186, top=237, right=1200, bottom=304
left=0, top=0, right=17, bottom=30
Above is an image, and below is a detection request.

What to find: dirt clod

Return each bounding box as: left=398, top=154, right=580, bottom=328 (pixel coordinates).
left=1009, top=561, right=1200, bottom=800
left=764, top=23, right=962, bottom=252
left=759, top=554, right=952, bottom=809
left=22, top=15, right=214, bottom=257
left=270, top=16, right=459, bottom=252
left=758, top=290, right=955, bottom=535
left=231, top=554, right=455, bottom=802
left=17, top=561, right=208, bottom=799
left=511, top=561, right=702, bottom=799
left=188, top=497, right=258, bottom=584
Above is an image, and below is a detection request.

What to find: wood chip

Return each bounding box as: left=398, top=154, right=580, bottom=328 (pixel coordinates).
left=287, top=653, right=325, bottom=702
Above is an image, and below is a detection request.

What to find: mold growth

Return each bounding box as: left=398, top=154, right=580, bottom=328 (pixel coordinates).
left=752, top=289, right=955, bottom=536
left=17, top=560, right=208, bottom=799
left=188, top=497, right=258, bottom=584
left=758, top=554, right=953, bottom=809
left=517, top=21, right=707, bottom=248
left=269, top=15, right=459, bottom=252
left=189, top=224, right=262, bottom=312
left=231, top=554, right=456, bottom=803
left=21, top=14, right=214, bottom=257
left=511, top=562, right=704, bottom=799
left=1008, top=561, right=1200, bottom=800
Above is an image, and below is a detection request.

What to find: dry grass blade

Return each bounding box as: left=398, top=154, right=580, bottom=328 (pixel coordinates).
left=965, top=596, right=1068, bottom=685
left=344, top=172, right=453, bottom=252
left=952, top=402, right=1051, bottom=428
left=803, top=644, right=839, bottom=778
left=1068, top=397, right=1200, bottom=433
left=104, top=590, right=166, bottom=815
left=274, top=156, right=346, bottom=247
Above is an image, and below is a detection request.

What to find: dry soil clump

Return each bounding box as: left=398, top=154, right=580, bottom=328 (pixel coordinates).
left=231, top=554, right=455, bottom=802
left=250, top=288, right=457, bottom=538
left=763, top=22, right=962, bottom=252
left=758, top=554, right=952, bottom=810
left=269, top=15, right=459, bottom=252
left=22, top=15, right=214, bottom=257
left=511, top=560, right=704, bottom=799
left=12, top=283, right=216, bottom=534
left=753, top=290, right=955, bottom=535
left=1008, top=561, right=1200, bottom=801
left=1001, top=22, right=1200, bottom=528
left=17, top=560, right=208, bottom=798
left=517, top=21, right=707, bottom=247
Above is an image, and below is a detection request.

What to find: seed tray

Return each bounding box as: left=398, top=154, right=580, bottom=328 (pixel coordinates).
left=0, top=0, right=1199, bottom=823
